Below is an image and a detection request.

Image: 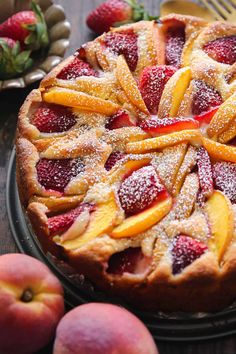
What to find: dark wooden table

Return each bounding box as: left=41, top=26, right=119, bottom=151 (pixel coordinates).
left=1, top=1, right=236, bottom=353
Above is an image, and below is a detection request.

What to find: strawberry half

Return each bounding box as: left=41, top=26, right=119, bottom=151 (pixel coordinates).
left=196, top=147, right=214, bottom=199
left=172, top=235, right=208, bottom=275
left=105, top=109, right=136, bottom=130
left=104, top=30, right=138, bottom=71
left=57, top=57, right=98, bottom=80
left=32, top=103, right=76, bottom=133
left=0, top=37, right=32, bottom=79
left=48, top=203, right=94, bottom=236
left=139, top=116, right=199, bottom=135
left=107, top=247, right=144, bottom=275
left=203, top=36, right=236, bottom=65
left=118, top=165, right=167, bottom=215
left=0, top=2, right=48, bottom=50
left=192, top=80, right=223, bottom=116
left=194, top=106, right=220, bottom=125
left=86, top=0, right=157, bottom=35
left=165, top=22, right=185, bottom=68
left=212, top=162, right=236, bottom=204
left=139, top=65, right=177, bottom=114
left=105, top=151, right=126, bottom=171
left=36, top=158, right=84, bottom=192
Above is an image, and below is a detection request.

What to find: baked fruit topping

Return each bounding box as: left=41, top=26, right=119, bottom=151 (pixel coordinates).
left=17, top=16, right=236, bottom=313
left=172, top=235, right=208, bottom=275
left=203, top=36, right=236, bottom=65
left=36, top=158, right=84, bottom=192
left=57, top=57, right=98, bottom=80
left=32, top=103, right=76, bottom=133
left=118, top=165, right=166, bottom=215
left=139, top=65, right=177, bottom=114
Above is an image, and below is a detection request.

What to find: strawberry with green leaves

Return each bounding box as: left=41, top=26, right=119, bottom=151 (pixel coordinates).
left=0, top=1, right=48, bottom=51
left=0, top=37, right=32, bottom=79
left=86, top=0, right=157, bottom=35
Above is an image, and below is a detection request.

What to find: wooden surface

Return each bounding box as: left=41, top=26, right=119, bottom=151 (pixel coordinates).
left=0, top=1, right=236, bottom=353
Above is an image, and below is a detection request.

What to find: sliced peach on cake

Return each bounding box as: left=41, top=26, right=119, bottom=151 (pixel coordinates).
left=116, top=55, right=149, bottom=114
left=108, top=158, right=151, bottom=184
left=42, top=87, right=120, bottom=115
left=57, top=193, right=119, bottom=250
left=202, top=137, right=236, bottom=163
left=158, top=67, right=191, bottom=118
left=207, top=93, right=236, bottom=139
left=111, top=196, right=172, bottom=238
left=126, top=129, right=201, bottom=154
left=205, top=191, right=234, bottom=262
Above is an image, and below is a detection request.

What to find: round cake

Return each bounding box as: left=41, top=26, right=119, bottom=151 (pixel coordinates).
left=16, top=14, right=236, bottom=312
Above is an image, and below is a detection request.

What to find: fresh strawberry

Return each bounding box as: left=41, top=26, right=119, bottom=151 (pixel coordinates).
left=0, top=2, right=48, bottom=50
left=196, top=147, right=214, bottom=199
left=48, top=203, right=94, bottom=236
left=194, top=106, right=220, bottom=125
left=107, top=247, right=143, bottom=274
left=172, top=235, right=208, bottom=275
left=36, top=158, right=84, bottom=192
left=105, top=109, right=136, bottom=130
left=203, top=36, right=236, bottom=65
left=57, top=57, right=98, bottom=80
left=165, top=22, right=185, bottom=68
left=32, top=103, right=76, bottom=133
left=192, top=80, right=223, bottom=116
left=118, top=165, right=167, bottom=215
left=104, top=151, right=126, bottom=171
left=86, top=0, right=157, bottom=35
left=139, top=65, right=177, bottom=114
left=139, top=116, right=199, bottom=135
left=212, top=162, right=236, bottom=204
left=0, top=37, right=32, bottom=79
left=104, top=30, right=138, bottom=71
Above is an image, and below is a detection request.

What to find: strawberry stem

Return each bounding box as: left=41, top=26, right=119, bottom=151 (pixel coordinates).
left=124, top=0, right=159, bottom=21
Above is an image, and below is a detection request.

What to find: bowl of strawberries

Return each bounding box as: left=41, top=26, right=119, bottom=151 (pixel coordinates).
left=0, top=0, right=70, bottom=90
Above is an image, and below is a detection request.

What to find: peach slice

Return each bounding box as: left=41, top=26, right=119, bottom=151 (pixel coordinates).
left=158, top=67, right=191, bottom=118
left=126, top=129, right=201, bottom=154
left=57, top=194, right=119, bottom=250
left=43, top=87, right=120, bottom=115
left=108, top=158, right=151, bottom=184
left=110, top=197, right=172, bottom=238
left=207, top=93, right=236, bottom=138
left=205, top=191, right=234, bottom=262
left=202, top=137, right=236, bottom=163
left=218, top=120, right=236, bottom=144
left=116, top=55, right=149, bottom=114
left=29, top=195, right=84, bottom=213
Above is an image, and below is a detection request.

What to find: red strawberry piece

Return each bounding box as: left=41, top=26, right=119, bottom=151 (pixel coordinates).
left=165, top=22, right=185, bottom=68
left=105, top=151, right=126, bottom=171
left=172, top=235, right=208, bottom=275
left=32, top=103, right=76, bottom=133
left=107, top=247, right=144, bottom=275
left=118, top=165, right=167, bottom=215
left=139, top=116, right=199, bottom=135
left=196, top=147, right=214, bottom=199
left=104, top=30, right=138, bottom=71
left=57, top=57, right=98, bottom=80
left=194, top=106, right=220, bottom=125
left=36, top=158, right=84, bottom=192
left=192, top=80, right=223, bottom=116
left=0, top=2, right=48, bottom=50
left=105, top=109, right=136, bottom=130
left=139, top=65, right=177, bottom=114
left=203, top=36, right=236, bottom=65
left=48, top=203, right=94, bottom=236
left=86, top=0, right=157, bottom=35
left=0, top=37, right=32, bottom=79
left=212, top=162, right=236, bottom=204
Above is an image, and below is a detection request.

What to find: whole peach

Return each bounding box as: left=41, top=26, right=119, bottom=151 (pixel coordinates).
left=53, top=303, right=158, bottom=354
left=0, top=253, right=64, bottom=354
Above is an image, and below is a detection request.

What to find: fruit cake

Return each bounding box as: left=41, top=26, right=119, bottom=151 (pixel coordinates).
left=16, top=14, right=236, bottom=312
